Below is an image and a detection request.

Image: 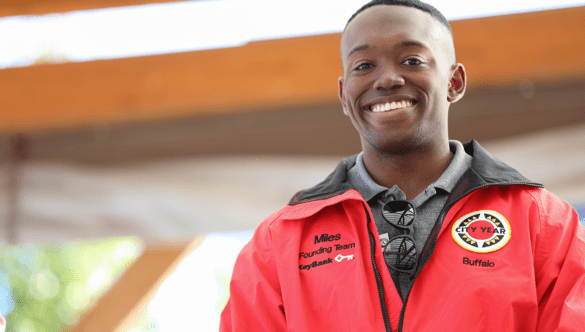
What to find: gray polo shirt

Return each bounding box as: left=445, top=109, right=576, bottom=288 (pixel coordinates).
left=347, top=140, right=473, bottom=301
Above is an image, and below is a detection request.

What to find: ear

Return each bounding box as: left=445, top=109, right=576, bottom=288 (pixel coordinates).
left=447, top=63, right=466, bottom=103
left=338, top=77, right=349, bottom=116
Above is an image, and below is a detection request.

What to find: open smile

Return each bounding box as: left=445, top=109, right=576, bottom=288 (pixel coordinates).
left=368, top=99, right=418, bottom=113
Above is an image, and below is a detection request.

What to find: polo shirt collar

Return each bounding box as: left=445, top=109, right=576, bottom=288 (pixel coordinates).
left=348, top=140, right=472, bottom=203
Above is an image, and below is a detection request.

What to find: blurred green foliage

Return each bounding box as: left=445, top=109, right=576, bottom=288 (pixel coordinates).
left=0, top=238, right=141, bottom=332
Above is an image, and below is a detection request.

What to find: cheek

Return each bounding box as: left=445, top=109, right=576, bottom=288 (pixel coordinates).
left=424, top=78, right=449, bottom=105
left=345, top=77, right=370, bottom=102
left=419, top=74, right=438, bottom=93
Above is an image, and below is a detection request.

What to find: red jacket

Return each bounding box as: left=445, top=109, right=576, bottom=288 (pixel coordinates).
left=220, top=141, right=585, bottom=332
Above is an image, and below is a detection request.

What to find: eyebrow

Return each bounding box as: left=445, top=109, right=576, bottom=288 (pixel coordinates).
left=346, top=40, right=429, bottom=58
left=347, top=44, right=373, bottom=58
left=400, top=40, right=429, bottom=50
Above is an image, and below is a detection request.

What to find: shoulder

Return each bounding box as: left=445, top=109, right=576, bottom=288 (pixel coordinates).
left=288, top=155, right=359, bottom=204
left=490, top=185, right=577, bottom=226
left=521, top=187, right=578, bottom=222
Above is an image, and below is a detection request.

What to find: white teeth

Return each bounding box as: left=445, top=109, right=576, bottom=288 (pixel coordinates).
left=370, top=100, right=414, bottom=112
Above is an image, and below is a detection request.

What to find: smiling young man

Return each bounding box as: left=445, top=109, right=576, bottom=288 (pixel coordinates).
left=220, top=1, right=585, bottom=331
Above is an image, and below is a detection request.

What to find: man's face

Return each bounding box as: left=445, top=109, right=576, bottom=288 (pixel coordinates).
left=339, top=5, right=465, bottom=154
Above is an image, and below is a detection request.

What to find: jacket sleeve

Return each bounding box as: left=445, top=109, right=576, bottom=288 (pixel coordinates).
left=220, top=215, right=287, bottom=332
left=532, top=190, right=585, bottom=332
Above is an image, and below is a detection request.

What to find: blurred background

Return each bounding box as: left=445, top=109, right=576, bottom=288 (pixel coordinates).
left=0, top=0, right=584, bottom=330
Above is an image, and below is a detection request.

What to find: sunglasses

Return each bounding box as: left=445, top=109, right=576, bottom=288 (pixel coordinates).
left=381, top=200, right=418, bottom=277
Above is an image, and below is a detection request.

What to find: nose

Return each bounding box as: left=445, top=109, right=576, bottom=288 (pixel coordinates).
left=373, top=64, right=405, bottom=91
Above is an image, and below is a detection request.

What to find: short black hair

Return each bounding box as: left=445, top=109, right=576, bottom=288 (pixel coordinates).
left=345, top=0, right=452, bottom=36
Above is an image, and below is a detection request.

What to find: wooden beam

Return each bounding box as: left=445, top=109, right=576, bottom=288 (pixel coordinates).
left=0, top=6, right=583, bottom=134
left=452, top=7, right=585, bottom=87
left=0, top=33, right=342, bottom=134
left=70, top=237, right=204, bottom=332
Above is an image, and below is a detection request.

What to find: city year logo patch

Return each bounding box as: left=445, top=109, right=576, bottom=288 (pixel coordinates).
left=452, top=210, right=511, bottom=253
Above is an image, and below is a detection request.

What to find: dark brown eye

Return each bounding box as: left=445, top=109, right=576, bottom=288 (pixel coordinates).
left=355, top=63, right=372, bottom=71
left=403, top=58, right=423, bottom=66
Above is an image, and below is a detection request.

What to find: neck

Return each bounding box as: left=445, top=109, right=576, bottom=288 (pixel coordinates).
left=362, top=141, right=453, bottom=200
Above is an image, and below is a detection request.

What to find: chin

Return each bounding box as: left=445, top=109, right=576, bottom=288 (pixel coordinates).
left=364, top=134, right=425, bottom=156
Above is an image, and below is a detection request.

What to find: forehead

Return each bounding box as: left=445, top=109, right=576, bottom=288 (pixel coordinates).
left=341, top=5, right=451, bottom=60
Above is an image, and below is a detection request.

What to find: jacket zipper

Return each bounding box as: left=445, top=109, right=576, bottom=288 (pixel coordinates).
left=396, top=182, right=543, bottom=332
left=363, top=202, right=392, bottom=332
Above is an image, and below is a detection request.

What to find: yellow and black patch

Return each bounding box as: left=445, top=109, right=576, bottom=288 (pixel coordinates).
left=452, top=210, right=511, bottom=253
